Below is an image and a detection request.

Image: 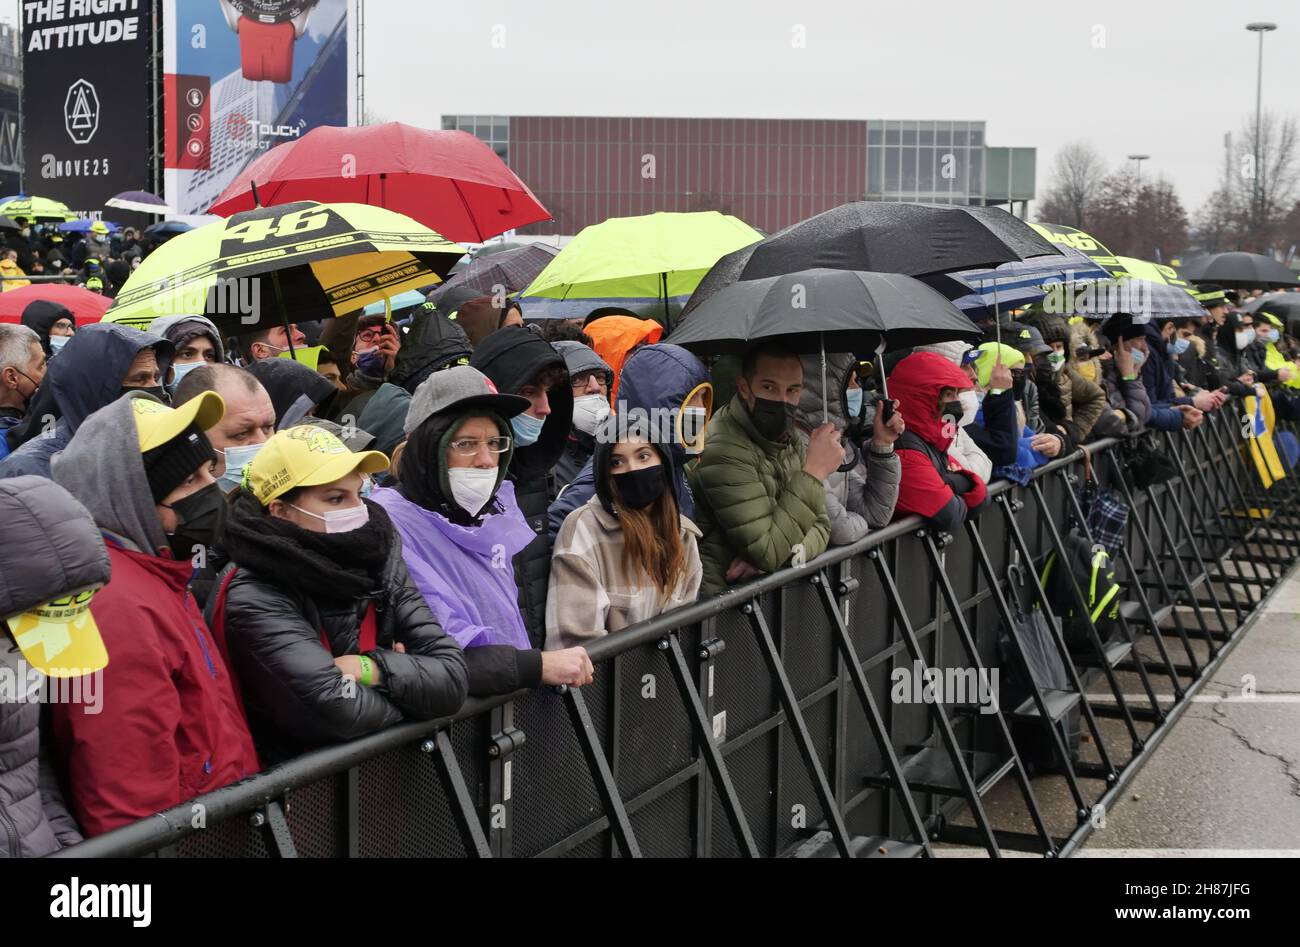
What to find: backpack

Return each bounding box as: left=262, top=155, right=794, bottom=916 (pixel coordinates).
left=1039, top=531, right=1121, bottom=650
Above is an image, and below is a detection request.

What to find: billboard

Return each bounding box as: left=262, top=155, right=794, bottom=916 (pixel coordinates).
left=20, top=0, right=153, bottom=219
left=163, top=0, right=355, bottom=219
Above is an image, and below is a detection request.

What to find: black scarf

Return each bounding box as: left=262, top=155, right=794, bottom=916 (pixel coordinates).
left=222, top=489, right=393, bottom=602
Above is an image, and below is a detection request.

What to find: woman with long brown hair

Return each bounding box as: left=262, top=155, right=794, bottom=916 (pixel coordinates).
left=545, top=428, right=702, bottom=650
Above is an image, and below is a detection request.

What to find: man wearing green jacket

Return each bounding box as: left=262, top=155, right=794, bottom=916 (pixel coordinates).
left=690, top=341, right=842, bottom=595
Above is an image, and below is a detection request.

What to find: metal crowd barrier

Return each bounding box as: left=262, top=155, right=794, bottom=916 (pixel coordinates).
left=57, top=406, right=1300, bottom=858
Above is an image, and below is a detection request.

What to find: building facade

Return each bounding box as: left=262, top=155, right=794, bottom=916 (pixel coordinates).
left=443, top=114, right=1035, bottom=235
left=0, top=21, right=20, bottom=196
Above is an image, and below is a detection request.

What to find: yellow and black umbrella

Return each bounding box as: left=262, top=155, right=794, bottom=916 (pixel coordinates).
left=104, top=201, right=466, bottom=331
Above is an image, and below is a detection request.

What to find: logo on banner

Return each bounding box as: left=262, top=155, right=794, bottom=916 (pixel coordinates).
left=64, top=79, right=100, bottom=145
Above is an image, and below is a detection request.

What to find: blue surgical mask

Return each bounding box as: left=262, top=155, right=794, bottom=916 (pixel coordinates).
left=844, top=388, right=864, bottom=419
left=510, top=411, right=545, bottom=447
left=168, top=359, right=205, bottom=392
left=1267, top=328, right=1281, bottom=344
left=1168, top=337, right=1190, bottom=356
left=1130, top=347, right=1147, bottom=368
left=217, top=442, right=266, bottom=494
left=49, top=334, right=70, bottom=352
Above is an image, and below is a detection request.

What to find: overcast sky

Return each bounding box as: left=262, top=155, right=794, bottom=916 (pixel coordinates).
left=10, top=0, right=1298, bottom=215
left=360, top=0, right=1298, bottom=215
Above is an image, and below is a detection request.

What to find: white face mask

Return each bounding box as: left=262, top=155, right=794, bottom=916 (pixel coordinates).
left=571, top=393, right=611, bottom=436
left=216, top=442, right=266, bottom=494
left=288, top=501, right=370, bottom=534
left=447, top=466, right=499, bottom=517
left=1236, top=329, right=1254, bottom=350
left=680, top=405, right=707, bottom=455
left=957, top=390, right=979, bottom=427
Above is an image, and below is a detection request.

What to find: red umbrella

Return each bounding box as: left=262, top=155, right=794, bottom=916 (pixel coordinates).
left=0, top=284, right=113, bottom=324
left=206, top=123, right=550, bottom=244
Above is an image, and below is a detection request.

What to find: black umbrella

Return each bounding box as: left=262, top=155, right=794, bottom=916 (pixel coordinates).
left=1244, top=291, right=1300, bottom=325
left=1182, top=252, right=1300, bottom=288
left=0, top=216, right=20, bottom=231
left=428, top=241, right=559, bottom=303
left=680, top=202, right=1061, bottom=319
left=669, top=268, right=981, bottom=416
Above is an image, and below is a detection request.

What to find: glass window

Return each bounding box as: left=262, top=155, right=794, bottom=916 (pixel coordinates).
left=868, top=125, right=883, bottom=146
left=953, top=127, right=969, bottom=146
left=936, top=123, right=951, bottom=147
left=869, top=149, right=884, bottom=194
left=442, top=116, right=457, bottom=129
left=885, top=148, right=900, bottom=192
left=902, top=126, right=917, bottom=146
left=885, top=126, right=900, bottom=146
left=970, top=149, right=984, bottom=194
left=919, top=126, right=934, bottom=146
left=901, top=147, right=918, bottom=192
left=970, top=126, right=984, bottom=147
left=493, top=123, right=508, bottom=142
left=918, top=147, right=935, bottom=194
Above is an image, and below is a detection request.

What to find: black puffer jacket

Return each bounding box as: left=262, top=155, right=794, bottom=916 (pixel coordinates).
left=220, top=492, right=468, bottom=764
left=0, top=477, right=105, bottom=855
left=470, top=327, right=572, bottom=646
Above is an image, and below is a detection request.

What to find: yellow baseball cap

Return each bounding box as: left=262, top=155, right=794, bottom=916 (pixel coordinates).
left=130, top=390, right=225, bottom=451
left=9, top=587, right=109, bottom=677
left=245, top=425, right=389, bottom=505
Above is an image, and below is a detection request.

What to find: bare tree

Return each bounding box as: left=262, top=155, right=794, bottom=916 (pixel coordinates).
left=1034, top=142, right=1107, bottom=228
left=1193, top=112, right=1300, bottom=254
left=1088, top=169, right=1189, bottom=260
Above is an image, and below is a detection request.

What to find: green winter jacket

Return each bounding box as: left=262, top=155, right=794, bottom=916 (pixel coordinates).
left=689, top=395, right=831, bottom=595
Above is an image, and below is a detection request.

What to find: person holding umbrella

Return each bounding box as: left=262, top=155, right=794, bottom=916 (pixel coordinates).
left=689, top=340, right=841, bottom=595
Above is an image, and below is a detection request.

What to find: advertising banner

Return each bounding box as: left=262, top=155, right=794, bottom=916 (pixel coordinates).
left=162, top=0, right=355, bottom=220
left=20, top=0, right=153, bottom=219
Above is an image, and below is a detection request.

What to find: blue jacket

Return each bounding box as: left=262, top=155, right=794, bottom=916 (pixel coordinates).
left=548, top=343, right=708, bottom=537
left=1140, top=323, right=1188, bottom=432
left=0, top=323, right=172, bottom=479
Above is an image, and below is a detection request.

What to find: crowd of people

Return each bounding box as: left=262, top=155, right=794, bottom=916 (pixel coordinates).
left=1, top=220, right=153, bottom=298
left=2, top=220, right=1300, bottom=854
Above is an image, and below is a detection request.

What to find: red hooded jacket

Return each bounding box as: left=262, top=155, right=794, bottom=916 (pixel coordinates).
left=889, top=352, right=988, bottom=522
left=48, top=541, right=261, bottom=837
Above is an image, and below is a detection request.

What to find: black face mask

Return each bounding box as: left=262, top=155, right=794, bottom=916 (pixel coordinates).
left=747, top=395, right=794, bottom=442
left=162, top=482, right=224, bottom=562
left=613, top=464, right=667, bottom=510
left=1011, top=371, right=1027, bottom=401
left=938, top=399, right=964, bottom=429
left=123, top=385, right=170, bottom=406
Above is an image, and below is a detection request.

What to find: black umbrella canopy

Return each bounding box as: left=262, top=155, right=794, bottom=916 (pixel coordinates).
left=680, top=202, right=1061, bottom=318
left=666, top=268, right=982, bottom=356
left=429, top=242, right=559, bottom=303
left=1245, top=291, right=1300, bottom=321
left=1183, top=252, right=1300, bottom=288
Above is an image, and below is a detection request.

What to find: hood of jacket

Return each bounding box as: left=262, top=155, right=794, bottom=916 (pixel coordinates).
left=20, top=299, right=73, bottom=355
left=356, top=382, right=412, bottom=457
left=391, top=302, right=473, bottom=393
left=553, top=340, right=613, bottom=387
left=246, top=356, right=338, bottom=428
left=147, top=314, right=226, bottom=364
left=889, top=351, right=972, bottom=450
left=50, top=392, right=172, bottom=555
left=911, top=340, right=972, bottom=366
left=0, top=476, right=111, bottom=620
left=591, top=434, right=678, bottom=517
left=586, top=316, right=665, bottom=402
left=399, top=405, right=514, bottom=521
left=795, top=352, right=858, bottom=432
left=49, top=322, right=174, bottom=432
left=469, top=326, right=572, bottom=476
left=616, top=343, right=711, bottom=460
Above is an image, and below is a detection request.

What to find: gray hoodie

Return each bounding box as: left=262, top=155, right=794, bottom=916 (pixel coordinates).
left=51, top=392, right=171, bottom=556
left=0, top=476, right=109, bottom=855
left=794, top=352, right=901, bottom=546
left=147, top=314, right=226, bottom=365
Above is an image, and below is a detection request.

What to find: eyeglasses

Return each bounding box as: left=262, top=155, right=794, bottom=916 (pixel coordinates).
left=356, top=327, right=385, bottom=344
left=570, top=371, right=606, bottom=391
left=449, top=435, right=512, bottom=456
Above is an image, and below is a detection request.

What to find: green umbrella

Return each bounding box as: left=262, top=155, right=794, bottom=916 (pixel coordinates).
left=0, top=195, right=75, bottom=222
left=519, top=211, right=761, bottom=327
left=104, top=200, right=466, bottom=333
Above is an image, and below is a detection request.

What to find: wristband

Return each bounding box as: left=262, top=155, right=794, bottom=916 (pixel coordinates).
left=1121, top=374, right=1138, bottom=382
left=358, top=655, right=374, bottom=687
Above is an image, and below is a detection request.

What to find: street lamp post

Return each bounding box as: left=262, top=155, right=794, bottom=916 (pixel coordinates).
left=1246, top=22, right=1278, bottom=230
left=1128, top=153, right=1150, bottom=190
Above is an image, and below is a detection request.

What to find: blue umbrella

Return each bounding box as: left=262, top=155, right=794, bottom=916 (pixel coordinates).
left=362, top=289, right=428, bottom=318
left=59, top=218, right=121, bottom=234
left=947, top=245, right=1109, bottom=319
